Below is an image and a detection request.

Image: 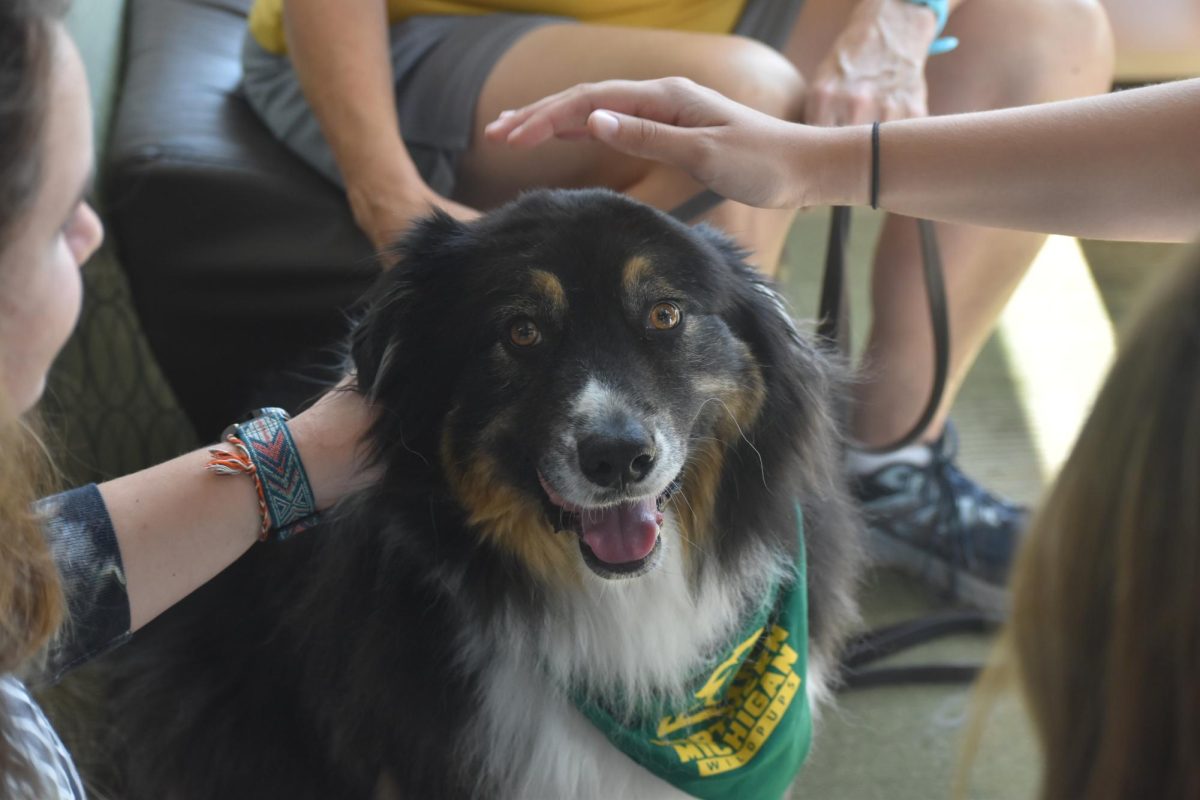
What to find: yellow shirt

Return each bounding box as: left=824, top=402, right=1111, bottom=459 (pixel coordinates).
left=249, top=0, right=748, bottom=55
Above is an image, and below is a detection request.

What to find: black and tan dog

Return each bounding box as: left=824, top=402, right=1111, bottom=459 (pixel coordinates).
left=106, top=189, right=863, bottom=799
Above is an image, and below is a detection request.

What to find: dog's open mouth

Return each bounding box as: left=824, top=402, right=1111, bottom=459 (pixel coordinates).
left=538, top=472, right=681, bottom=579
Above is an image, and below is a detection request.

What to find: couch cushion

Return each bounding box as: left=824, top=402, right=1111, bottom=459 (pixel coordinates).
left=105, top=0, right=377, bottom=437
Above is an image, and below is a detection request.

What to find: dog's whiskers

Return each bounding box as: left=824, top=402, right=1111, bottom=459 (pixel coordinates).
left=705, top=397, right=767, bottom=489
left=669, top=483, right=698, bottom=526
left=687, top=396, right=727, bottom=430
left=687, top=397, right=766, bottom=488
left=398, top=433, right=431, bottom=466
left=666, top=489, right=712, bottom=561
left=675, top=530, right=707, bottom=560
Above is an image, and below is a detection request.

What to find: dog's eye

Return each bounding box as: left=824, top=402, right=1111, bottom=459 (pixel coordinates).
left=509, top=318, right=542, bottom=347
left=648, top=302, right=682, bottom=331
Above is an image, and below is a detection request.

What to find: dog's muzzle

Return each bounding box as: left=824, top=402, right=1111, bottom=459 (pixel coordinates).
left=538, top=472, right=682, bottom=580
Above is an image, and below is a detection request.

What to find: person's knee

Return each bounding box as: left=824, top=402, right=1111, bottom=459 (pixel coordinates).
left=1040, top=0, right=1114, bottom=76
left=1004, top=0, right=1114, bottom=90
left=943, top=0, right=1114, bottom=105
left=695, top=38, right=806, bottom=122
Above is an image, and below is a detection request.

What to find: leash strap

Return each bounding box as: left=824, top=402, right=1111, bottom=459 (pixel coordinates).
left=819, top=209, right=952, bottom=453
left=667, top=189, right=726, bottom=224
left=817, top=206, right=852, bottom=355
left=836, top=609, right=999, bottom=688
left=815, top=209, right=987, bottom=685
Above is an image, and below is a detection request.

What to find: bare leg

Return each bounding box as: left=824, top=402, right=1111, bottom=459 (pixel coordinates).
left=785, top=0, right=1114, bottom=446
left=457, top=24, right=803, bottom=271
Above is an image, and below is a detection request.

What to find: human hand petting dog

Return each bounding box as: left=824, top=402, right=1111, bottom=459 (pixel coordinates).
left=287, top=376, right=382, bottom=509
left=486, top=75, right=1200, bottom=243
left=484, top=77, right=871, bottom=210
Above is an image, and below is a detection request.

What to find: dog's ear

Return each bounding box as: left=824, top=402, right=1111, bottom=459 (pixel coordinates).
left=698, top=226, right=864, bottom=653
left=349, top=211, right=475, bottom=467
left=696, top=225, right=849, bottom=509
left=352, top=211, right=467, bottom=393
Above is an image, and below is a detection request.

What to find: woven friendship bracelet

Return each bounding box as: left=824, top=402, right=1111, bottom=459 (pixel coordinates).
left=205, top=407, right=319, bottom=542
left=206, top=437, right=271, bottom=540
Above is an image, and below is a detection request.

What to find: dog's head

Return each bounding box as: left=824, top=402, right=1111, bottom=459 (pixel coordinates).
left=351, top=189, right=842, bottom=589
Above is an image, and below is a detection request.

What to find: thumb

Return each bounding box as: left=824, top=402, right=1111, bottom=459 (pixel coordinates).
left=588, top=110, right=696, bottom=168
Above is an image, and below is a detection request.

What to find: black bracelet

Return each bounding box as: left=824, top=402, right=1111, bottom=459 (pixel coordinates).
left=870, top=120, right=881, bottom=211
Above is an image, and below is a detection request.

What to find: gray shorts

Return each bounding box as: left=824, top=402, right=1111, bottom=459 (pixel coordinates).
left=241, top=0, right=803, bottom=197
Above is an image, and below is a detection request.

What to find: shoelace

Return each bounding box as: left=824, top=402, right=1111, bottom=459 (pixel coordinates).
left=929, top=435, right=971, bottom=598
left=931, top=426, right=1021, bottom=590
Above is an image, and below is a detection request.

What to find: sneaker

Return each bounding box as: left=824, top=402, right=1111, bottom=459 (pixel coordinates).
left=851, top=422, right=1027, bottom=614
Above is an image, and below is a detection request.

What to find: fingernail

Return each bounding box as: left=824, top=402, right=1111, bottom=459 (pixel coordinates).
left=590, top=110, right=619, bottom=137
left=499, top=109, right=515, bottom=118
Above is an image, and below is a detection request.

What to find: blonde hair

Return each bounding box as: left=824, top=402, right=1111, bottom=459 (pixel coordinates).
left=0, top=412, right=64, bottom=797
left=0, top=414, right=63, bottom=674
left=960, top=251, right=1200, bottom=799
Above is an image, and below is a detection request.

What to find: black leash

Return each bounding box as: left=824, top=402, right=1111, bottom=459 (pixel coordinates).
left=668, top=192, right=998, bottom=688
left=819, top=206, right=998, bottom=688
left=820, top=209, right=952, bottom=453
left=838, top=610, right=997, bottom=689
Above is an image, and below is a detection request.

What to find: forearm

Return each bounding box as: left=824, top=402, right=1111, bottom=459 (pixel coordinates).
left=812, top=79, right=1200, bottom=242
left=98, top=449, right=259, bottom=632
left=282, top=0, right=419, bottom=186
left=98, top=394, right=370, bottom=632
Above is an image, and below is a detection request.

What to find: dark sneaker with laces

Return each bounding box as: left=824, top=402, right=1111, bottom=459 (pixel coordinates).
left=851, top=422, right=1027, bottom=614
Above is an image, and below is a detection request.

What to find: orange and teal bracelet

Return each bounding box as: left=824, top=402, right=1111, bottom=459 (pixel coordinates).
left=206, top=407, right=318, bottom=542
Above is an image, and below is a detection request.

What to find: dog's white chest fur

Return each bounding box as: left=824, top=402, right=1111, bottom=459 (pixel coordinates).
left=459, top=519, right=786, bottom=799
left=470, top=660, right=693, bottom=800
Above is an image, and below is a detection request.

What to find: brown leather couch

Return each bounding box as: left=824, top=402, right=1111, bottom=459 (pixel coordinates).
left=105, top=0, right=377, bottom=439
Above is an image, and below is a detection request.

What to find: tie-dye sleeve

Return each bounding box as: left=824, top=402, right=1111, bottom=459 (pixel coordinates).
left=33, top=485, right=131, bottom=684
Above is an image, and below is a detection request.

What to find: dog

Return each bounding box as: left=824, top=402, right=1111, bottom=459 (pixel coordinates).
left=104, top=189, right=863, bottom=800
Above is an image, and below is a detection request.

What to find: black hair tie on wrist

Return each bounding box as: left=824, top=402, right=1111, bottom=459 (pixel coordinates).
left=870, top=120, right=881, bottom=211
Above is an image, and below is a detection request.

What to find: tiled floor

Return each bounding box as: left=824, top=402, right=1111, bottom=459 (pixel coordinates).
left=775, top=210, right=1188, bottom=799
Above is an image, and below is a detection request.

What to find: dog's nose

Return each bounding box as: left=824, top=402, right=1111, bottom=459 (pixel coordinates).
left=578, top=424, right=656, bottom=489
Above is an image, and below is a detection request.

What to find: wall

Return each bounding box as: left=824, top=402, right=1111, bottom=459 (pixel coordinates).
left=65, top=0, right=128, bottom=155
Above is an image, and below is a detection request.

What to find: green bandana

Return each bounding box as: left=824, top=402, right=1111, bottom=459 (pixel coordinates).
left=574, top=509, right=811, bottom=800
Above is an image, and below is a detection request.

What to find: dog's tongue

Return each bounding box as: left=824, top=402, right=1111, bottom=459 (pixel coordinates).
left=581, top=498, right=662, bottom=565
